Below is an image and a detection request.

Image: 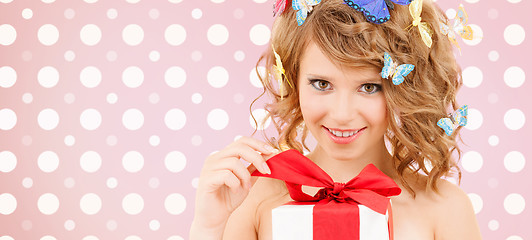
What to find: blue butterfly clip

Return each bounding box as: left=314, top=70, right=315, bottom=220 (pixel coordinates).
left=437, top=105, right=468, bottom=136
left=380, top=52, right=415, bottom=85
left=292, top=0, right=322, bottom=26
left=344, top=0, right=413, bottom=24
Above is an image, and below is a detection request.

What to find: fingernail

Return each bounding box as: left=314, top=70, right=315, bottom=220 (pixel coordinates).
left=262, top=162, right=271, bottom=175
left=264, top=144, right=275, bottom=153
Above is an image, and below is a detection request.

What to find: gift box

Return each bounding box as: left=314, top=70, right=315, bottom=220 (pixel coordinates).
left=271, top=202, right=392, bottom=240
left=252, top=149, right=401, bottom=240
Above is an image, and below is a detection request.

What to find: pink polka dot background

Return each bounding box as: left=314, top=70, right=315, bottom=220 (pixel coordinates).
left=0, top=0, right=529, bottom=239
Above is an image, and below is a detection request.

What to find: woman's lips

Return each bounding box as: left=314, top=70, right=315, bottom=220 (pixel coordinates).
left=323, top=126, right=366, bottom=144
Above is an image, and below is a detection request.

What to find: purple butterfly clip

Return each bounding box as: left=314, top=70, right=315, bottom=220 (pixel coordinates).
left=344, top=0, right=413, bottom=24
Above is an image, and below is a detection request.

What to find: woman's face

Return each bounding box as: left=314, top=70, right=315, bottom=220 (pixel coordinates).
left=298, top=42, right=389, bottom=161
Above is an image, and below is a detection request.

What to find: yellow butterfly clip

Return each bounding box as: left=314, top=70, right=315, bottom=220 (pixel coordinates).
left=408, top=0, right=433, bottom=48
left=439, top=4, right=474, bottom=54
left=272, top=46, right=293, bottom=100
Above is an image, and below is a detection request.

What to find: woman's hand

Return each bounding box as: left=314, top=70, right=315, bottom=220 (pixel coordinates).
left=190, top=136, right=278, bottom=239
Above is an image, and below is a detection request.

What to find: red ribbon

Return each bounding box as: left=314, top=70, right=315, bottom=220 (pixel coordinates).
left=252, top=149, right=402, bottom=239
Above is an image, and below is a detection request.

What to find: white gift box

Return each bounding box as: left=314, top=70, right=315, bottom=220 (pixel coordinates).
left=272, top=204, right=391, bottom=240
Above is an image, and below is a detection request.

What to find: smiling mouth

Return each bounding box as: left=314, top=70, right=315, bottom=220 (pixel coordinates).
left=325, top=127, right=366, bottom=137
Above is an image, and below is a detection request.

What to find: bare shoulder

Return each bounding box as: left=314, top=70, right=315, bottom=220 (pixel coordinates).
left=223, top=176, right=288, bottom=239
left=430, top=179, right=482, bottom=240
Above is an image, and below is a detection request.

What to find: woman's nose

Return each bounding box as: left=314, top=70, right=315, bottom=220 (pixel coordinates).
left=329, top=92, right=356, bottom=124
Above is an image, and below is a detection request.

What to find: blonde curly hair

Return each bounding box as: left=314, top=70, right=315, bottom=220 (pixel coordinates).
left=251, top=0, right=464, bottom=194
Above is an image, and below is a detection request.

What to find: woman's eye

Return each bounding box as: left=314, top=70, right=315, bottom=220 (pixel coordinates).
left=310, top=80, right=331, bottom=91
left=360, top=84, right=381, bottom=94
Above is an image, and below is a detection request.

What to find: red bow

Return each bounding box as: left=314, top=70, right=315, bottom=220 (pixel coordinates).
left=252, top=149, right=402, bottom=239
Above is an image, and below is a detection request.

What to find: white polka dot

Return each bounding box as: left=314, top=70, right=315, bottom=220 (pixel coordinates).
left=504, top=193, right=525, bottom=215
left=504, top=66, right=525, bottom=88
left=82, top=236, right=99, bottom=240
left=38, top=151, right=59, bottom=173
left=207, top=66, right=229, bottom=88
left=38, top=66, right=59, bottom=88
left=80, top=66, right=102, bottom=88
left=122, top=66, right=144, bottom=88
left=64, top=93, right=75, bottom=104
left=106, top=219, right=117, bottom=231
left=41, top=0, right=55, bottom=3
left=234, top=50, right=245, bottom=62
left=462, top=66, right=483, bottom=88
left=122, top=151, right=144, bottom=173
left=250, top=109, right=271, bottom=130
left=38, top=24, right=59, bottom=46
left=149, top=220, right=160, bottom=231
left=149, top=50, right=160, bottom=62
left=167, top=236, right=184, bottom=240
left=488, top=220, right=499, bottom=231
left=191, top=93, right=202, bottom=104
left=65, top=50, right=75, bottom=62
left=506, top=236, right=524, bottom=240
left=107, top=8, right=118, bottom=19
left=211, top=0, right=224, bottom=2
left=0, top=151, right=17, bottom=173
left=38, top=193, right=60, bottom=215
left=250, top=66, right=266, bottom=88
left=0, top=108, right=17, bottom=130
left=461, top=151, right=483, bottom=173
left=64, top=135, right=75, bottom=146
left=80, top=193, right=102, bottom=215
left=507, top=0, right=522, bottom=3
left=107, top=93, right=118, bottom=104
left=191, top=135, right=202, bottom=146
left=149, top=93, right=160, bottom=104
left=165, top=24, right=186, bottom=46
left=64, top=177, right=75, bottom=188
left=165, top=193, right=186, bottom=215
left=22, top=8, right=33, bottom=19
left=464, top=0, right=479, bottom=4
left=22, top=177, right=33, bottom=188
left=84, top=0, right=98, bottom=3
left=253, top=0, right=267, bottom=2
left=0, top=193, right=17, bottom=215
left=207, top=24, right=229, bottom=46
left=165, top=108, right=186, bottom=130
left=165, top=151, right=186, bottom=173
left=64, top=220, right=75, bottom=231
left=488, top=135, right=499, bottom=146
left=80, top=151, right=102, bottom=173
left=0, top=66, right=17, bottom=88
left=122, top=108, right=144, bottom=130
left=149, top=135, right=160, bottom=146
left=149, top=177, right=160, bottom=189
left=463, top=24, right=483, bottom=46
left=122, top=24, right=144, bottom=46
left=122, top=193, right=144, bottom=215
left=126, top=0, right=141, bottom=3
left=80, top=108, right=102, bottom=130
left=107, top=178, right=118, bottom=189
left=168, top=0, right=183, bottom=3
left=64, top=8, right=75, bottom=19
left=191, top=8, right=202, bottom=19
left=38, top=108, right=60, bottom=130
left=191, top=177, right=199, bottom=189
left=249, top=24, right=271, bottom=46
left=504, top=24, right=526, bottom=46
left=22, top=93, right=33, bottom=104
left=165, top=66, right=186, bottom=88
left=504, top=108, right=525, bottom=130
left=504, top=151, right=525, bottom=173
left=191, top=50, right=202, bottom=62
left=488, top=50, right=499, bottom=62
left=207, top=109, right=229, bottom=130
left=0, top=24, right=17, bottom=46
left=124, top=237, right=141, bottom=240
left=445, top=8, right=456, bottom=19
left=465, top=108, right=482, bottom=131
left=80, top=24, right=101, bottom=46
left=468, top=193, right=483, bottom=214
left=40, top=236, right=57, bottom=240
left=0, top=236, right=15, bottom=240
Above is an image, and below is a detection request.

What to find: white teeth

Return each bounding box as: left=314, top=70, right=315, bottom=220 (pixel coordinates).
left=328, top=128, right=360, bottom=137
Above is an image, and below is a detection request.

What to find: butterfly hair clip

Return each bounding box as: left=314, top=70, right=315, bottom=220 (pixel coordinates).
left=272, top=46, right=293, bottom=99
left=407, top=0, right=433, bottom=48
left=380, top=52, right=415, bottom=85
left=292, top=0, right=322, bottom=26
left=437, top=105, right=468, bottom=136
left=274, top=0, right=288, bottom=17
left=343, top=0, right=413, bottom=24
left=439, top=4, right=474, bottom=54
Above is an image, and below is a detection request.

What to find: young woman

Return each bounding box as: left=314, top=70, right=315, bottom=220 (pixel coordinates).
left=191, top=0, right=482, bottom=239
